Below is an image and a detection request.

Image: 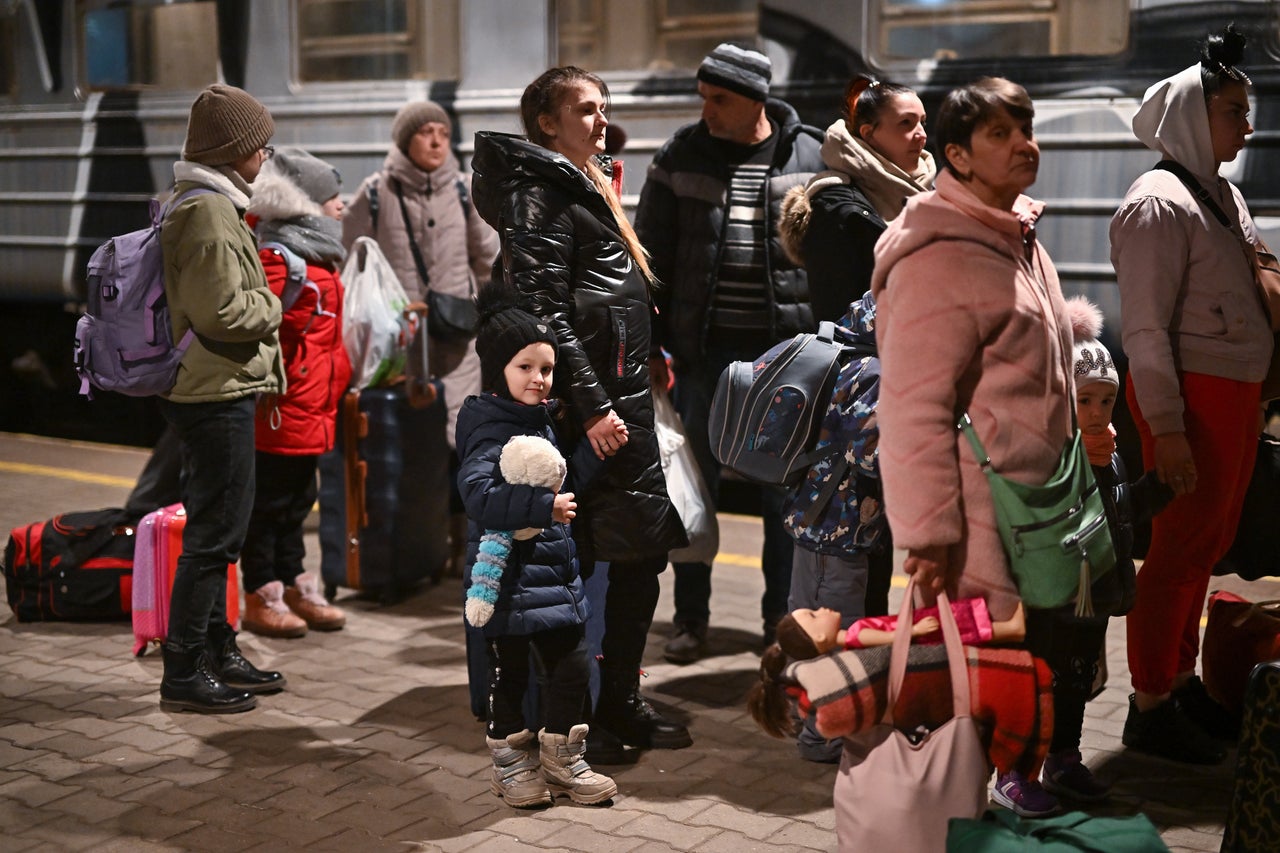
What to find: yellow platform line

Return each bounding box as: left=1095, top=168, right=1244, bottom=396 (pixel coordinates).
left=0, top=460, right=136, bottom=489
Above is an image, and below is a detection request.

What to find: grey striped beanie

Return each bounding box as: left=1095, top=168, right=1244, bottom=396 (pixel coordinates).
left=697, top=43, right=771, bottom=102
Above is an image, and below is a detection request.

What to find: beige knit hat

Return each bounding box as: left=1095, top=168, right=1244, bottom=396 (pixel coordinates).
left=391, top=100, right=451, bottom=153
left=182, top=84, right=275, bottom=166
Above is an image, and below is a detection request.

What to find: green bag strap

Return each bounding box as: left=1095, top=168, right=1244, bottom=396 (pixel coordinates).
left=957, top=413, right=992, bottom=470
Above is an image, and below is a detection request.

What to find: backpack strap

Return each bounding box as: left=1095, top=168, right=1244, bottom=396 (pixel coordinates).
left=260, top=241, right=327, bottom=334
left=1154, top=160, right=1231, bottom=227
left=455, top=177, right=470, bottom=217
left=366, top=178, right=381, bottom=234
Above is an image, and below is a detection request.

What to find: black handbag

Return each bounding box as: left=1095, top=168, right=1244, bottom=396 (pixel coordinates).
left=1214, top=433, right=1280, bottom=581
left=392, top=180, right=478, bottom=343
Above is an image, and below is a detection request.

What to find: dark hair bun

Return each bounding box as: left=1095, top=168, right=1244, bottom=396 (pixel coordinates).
left=1201, top=23, right=1247, bottom=72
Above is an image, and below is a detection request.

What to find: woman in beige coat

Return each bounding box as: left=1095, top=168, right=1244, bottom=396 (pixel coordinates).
left=343, top=100, right=500, bottom=575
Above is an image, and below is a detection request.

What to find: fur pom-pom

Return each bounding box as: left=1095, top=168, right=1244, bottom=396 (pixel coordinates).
left=1065, top=296, right=1104, bottom=343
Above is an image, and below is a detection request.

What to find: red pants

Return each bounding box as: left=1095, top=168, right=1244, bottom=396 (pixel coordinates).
left=1125, top=373, right=1260, bottom=695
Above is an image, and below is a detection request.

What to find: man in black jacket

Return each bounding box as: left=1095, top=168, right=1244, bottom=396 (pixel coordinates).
left=635, top=43, right=824, bottom=663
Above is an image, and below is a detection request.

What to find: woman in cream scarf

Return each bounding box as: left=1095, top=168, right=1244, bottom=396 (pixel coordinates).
left=779, top=77, right=936, bottom=323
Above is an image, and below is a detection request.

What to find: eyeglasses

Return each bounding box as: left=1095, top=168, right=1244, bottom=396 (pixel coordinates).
left=261, top=145, right=275, bottom=160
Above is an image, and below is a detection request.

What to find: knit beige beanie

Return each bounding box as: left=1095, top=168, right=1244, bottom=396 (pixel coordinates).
left=182, top=85, right=275, bottom=166
left=391, top=100, right=451, bottom=153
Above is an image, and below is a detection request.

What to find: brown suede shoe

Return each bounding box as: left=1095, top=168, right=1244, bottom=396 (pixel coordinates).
left=243, top=581, right=308, bottom=639
left=284, top=574, right=346, bottom=631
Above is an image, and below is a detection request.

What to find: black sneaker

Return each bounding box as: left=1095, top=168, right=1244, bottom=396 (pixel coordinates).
left=1121, top=694, right=1226, bottom=765
left=1173, top=676, right=1241, bottom=740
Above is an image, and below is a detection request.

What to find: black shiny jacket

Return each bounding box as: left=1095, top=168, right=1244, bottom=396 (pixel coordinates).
left=1090, top=453, right=1173, bottom=617
left=470, top=132, right=687, bottom=562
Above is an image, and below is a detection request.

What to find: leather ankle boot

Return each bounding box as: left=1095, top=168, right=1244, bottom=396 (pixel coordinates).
left=594, top=666, right=692, bottom=750
left=207, top=623, right=286, bottom=694
left=159, top=644, right=257, bottom=714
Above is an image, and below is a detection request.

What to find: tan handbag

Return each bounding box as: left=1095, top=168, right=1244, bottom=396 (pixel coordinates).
left=833, top=580, right=990, bottom=853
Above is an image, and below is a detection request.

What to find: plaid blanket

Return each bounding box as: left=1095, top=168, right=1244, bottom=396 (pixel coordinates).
left=786, top=644, right=1053, bottom=777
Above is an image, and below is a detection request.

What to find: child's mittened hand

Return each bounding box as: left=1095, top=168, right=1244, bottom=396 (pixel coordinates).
left=553, top=491, right=577, bottom=523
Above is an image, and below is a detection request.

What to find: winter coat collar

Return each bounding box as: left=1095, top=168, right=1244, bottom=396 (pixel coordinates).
left=872, top=169, right=1045, bottom=290
left=471, top=132, right=614, bottom=232
left=381, top=144, right=463, bottom=195
left=1133, top=63, right=1217, bottom=180
left=173, top=160, right=251, bottom=210
left=817, top=118, right=936, bottom=221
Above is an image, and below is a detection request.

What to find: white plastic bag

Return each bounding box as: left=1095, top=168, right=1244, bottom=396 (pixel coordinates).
left=653, top=387, right=719, bottom=564
left=341, top=237, right=413, bottom=389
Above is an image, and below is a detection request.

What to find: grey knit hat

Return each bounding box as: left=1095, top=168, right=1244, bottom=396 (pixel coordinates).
left=182, top=84, right=274, bottom=166
left=391, top=100, right=452, bottom=153
left=270, top=146, right=341, bottom=204
left=697, top=43, right=771, bottom=102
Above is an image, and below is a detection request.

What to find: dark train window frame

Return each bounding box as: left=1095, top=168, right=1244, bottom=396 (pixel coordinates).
left=0, top=10, right=14, bottom=100
left=291, top=0, right=461, bottom=84
left=74, top=0, right=221, bottom=94
left=870, top=0, right=1131, bottom=65
left=556, top=0, right=758, bottom=73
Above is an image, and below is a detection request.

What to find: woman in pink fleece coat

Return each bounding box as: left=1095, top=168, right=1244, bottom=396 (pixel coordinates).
left=871, top=79, right=1074, bottom=814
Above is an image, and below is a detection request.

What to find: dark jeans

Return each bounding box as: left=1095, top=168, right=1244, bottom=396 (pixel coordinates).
left=157, top=396, right=256, bottom=651
left=240, top=451, right=318, bottom=593
left=598, top=554, right=666, bottom=674
left=1025, top=607, right=1109, bottom=754
left=671, top=346, right=793, bottom=627
left=488, top=625, right=590, bottom=738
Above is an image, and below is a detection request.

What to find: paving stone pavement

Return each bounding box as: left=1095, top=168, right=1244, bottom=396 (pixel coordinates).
left=0, top=432, right=1273, bottom=852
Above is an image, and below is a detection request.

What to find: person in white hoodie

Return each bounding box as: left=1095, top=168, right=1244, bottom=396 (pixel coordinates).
left=1111, top=24, right=1271, bottom=765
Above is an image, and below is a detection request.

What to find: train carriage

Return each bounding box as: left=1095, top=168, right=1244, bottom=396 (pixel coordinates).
left=1, top=0, right=1276, bottom=444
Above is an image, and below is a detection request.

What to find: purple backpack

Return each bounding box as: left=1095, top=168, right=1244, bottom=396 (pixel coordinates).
left=73, top=188, right=213, bottom=397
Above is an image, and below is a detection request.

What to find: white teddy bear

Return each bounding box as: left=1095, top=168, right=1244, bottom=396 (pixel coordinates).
left=465, top=435, right=568, bottom=627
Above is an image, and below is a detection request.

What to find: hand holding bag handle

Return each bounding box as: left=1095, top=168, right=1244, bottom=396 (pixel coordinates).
left=834, top=576, right=989, bottom=853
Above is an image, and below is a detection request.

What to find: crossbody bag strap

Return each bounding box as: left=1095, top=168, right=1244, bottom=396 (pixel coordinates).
left=1154, top=160, right=1231, bottom=227
left=392, top=179, right=432, bottom=291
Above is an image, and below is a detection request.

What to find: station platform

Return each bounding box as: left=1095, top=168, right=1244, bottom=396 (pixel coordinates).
left=0, top=430, right=1274, bottom=852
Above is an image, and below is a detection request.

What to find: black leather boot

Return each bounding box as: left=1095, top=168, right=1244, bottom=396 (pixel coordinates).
left=595, top=666, right=692, bottom=750
left=159, top=645, right=257, bottom=714
left=207, top=623, right=286, bottom=694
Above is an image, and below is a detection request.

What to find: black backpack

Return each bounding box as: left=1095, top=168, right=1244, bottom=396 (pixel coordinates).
left=708, top=321, right=849, bottom=486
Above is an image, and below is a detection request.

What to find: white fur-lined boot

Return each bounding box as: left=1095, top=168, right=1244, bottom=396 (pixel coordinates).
left=487, top=729, right=551, bottom=808
left=539, top=724, right=617, bottom=805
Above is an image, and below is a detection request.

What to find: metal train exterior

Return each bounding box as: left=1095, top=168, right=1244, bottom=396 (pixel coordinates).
left=1, top=0, right=1277, bottom=445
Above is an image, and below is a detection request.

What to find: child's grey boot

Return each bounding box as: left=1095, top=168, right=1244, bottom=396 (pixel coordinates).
left=539, top=725, right=618, bottom=805
left=487, top=729, right=552, bottom=808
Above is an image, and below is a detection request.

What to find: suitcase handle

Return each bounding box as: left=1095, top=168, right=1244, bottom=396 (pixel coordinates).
left=341, top=392, right=369, bottom=588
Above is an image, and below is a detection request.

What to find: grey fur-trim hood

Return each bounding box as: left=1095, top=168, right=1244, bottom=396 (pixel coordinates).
left=248, top=160, right=325, bottom=222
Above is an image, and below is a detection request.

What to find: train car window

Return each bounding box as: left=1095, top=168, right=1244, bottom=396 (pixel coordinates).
left=874, top=0, right=1128, bottom=61
left=79, top=0, right=219, bottom=90
left=294, top=0, right=460, bottom=82
left=558, top=0, right=756, bottom=71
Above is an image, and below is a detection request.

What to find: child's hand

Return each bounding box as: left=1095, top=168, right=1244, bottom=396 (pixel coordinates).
left=911, top=616, right=939, bottom=637
left=553, top=491, right=577, bottom=524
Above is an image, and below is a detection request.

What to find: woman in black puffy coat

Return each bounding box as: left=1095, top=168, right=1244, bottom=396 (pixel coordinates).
left=471, top=66, right=690, bottom=760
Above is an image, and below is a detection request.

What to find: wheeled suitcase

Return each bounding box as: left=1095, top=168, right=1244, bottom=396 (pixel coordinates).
left=131, top=504, right=240, bottom=656
left=1222, top=659, right=1280, bottom=852
left=3, top=508, right=135, bottom=622
left=318, top=387, right=450, bottom=601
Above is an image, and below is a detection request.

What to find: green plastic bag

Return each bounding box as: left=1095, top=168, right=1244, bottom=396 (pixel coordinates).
left=947, top=809, right=1170, bottom=852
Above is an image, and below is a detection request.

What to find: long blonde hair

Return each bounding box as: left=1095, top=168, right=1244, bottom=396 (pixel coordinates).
left=520, top=66, right=654, bottom=283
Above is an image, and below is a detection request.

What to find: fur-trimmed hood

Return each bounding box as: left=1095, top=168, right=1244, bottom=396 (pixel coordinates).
left=248, top=160, right=325, bottom=222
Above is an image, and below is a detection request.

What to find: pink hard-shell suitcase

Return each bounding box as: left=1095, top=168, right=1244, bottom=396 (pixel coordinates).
left=131, top=504, right=240, bottom=656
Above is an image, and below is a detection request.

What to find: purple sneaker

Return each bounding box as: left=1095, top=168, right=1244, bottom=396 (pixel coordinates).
left=1041, top=750, right=1110, bottom=803
left=991, top=770, right=1060, bottom=818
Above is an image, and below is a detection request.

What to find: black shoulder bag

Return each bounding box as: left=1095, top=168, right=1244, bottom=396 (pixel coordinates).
left=392, top=178, right=478, bottom=343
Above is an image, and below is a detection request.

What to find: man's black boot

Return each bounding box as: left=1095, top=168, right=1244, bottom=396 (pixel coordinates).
left=595, top=666, right=692, bottom=750
left=207, top=622, right=286, bottom=694
left=159, top=644, right=257, bottom=714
